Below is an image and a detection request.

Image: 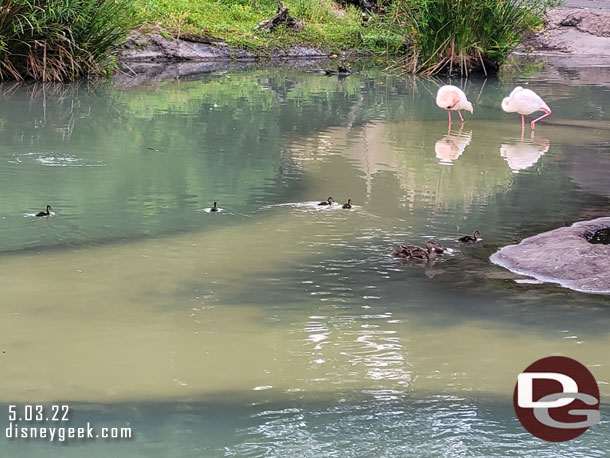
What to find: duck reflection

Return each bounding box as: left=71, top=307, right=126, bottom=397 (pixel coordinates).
left=434, top=126, right=472, bottom=165
left=500, top=136, right=550, bottom=173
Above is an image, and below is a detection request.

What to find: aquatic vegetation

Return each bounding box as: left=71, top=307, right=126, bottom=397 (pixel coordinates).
left=0, top=0, right=133, bottom=81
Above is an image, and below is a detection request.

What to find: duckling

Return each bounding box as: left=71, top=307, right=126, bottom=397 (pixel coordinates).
left=35, top=205, right=52, bottom=217
left=325, top=63, right=351, bottom=76
left=392, top=244, right=414, bottom=258
left=393, top=243, right=437, bottom=262
left=342, top=199, right=352, bottom=209
left=210, top=202, right=219, bottom=212
left=318, top=196, right=334, bottom=206
left=426, top=240, right=445, bottom=254
left=458, top=230, right=481, bottom=243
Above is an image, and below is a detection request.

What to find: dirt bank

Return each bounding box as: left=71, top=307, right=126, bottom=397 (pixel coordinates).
left=521, top=4, right=610, bottom=56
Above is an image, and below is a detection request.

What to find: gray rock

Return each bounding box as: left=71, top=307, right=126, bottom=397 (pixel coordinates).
left=118, top=31, right=327, bottom=63
left=490, top=217, right=610, bottom=294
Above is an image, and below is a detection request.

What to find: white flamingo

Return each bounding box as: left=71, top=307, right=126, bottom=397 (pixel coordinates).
left=501, top=86, right=551, bottom=130
left=435, top=85, right=473, bottom=125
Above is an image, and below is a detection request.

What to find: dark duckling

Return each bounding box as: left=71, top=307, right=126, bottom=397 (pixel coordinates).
left=342, top=199, right=352, bottom=209
left=210, top=202, right=219, bottom=212
left=458, top=230, right=481, bottom=243
left=325, top=63, right=351, bottom=76
left=318, top=196, right=334, bottom=206
left=35, top=205, right=52, bottom=217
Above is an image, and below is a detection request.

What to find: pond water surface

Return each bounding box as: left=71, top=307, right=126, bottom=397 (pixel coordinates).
left=0, top=62, right=610, bottom=457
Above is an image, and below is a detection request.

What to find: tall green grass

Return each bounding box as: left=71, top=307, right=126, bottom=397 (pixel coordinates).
left=0, top=0, right=132, bottom=81
left=381, top=0, right=559, bottom=75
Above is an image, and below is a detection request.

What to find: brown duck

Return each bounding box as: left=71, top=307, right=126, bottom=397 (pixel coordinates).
left=392, top=241, right=438, bottom=262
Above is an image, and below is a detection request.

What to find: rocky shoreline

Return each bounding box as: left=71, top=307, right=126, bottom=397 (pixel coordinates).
left=115, top=2, right=610, bottom=83
left=116, top=31, right=335, bottom=84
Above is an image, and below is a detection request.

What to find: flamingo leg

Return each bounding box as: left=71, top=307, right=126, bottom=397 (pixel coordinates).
left=448, top=110, right=452, bottom=125
left=521, top=114, right=525, bottom=129
left=530, top=110, right=552, bottom=130
left=457, top=110, right=465, bottom=124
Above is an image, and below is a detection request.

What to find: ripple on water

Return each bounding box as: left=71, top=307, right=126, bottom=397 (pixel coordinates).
left=199, top=207, right=225, bottom=213
left=8, top=152, right=105, bottom=167
left=224, top=394, right=610, bottom=457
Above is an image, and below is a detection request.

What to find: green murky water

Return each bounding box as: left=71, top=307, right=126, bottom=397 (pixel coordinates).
left=0, top=62, right=609, bottom=456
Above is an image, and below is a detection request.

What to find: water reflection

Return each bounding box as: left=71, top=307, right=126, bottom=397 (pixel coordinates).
left=434, top=126, right=472, bottom=165
left=500, top=137, right=550, bottom=173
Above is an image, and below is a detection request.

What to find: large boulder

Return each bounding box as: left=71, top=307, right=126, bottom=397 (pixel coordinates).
left=490, top=217, right=610, bottom=294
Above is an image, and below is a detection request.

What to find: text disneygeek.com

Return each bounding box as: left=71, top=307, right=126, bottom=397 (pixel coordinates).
left=3, top=405, right=133, bottom=442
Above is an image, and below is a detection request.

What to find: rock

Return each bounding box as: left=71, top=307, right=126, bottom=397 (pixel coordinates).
left=560, top=13, right=582, bottom=27
left=490, top=217, right=610, bottom=294
left=118, top=31, right=327, bottom=64
left=119, top=31, right=238, bottom=62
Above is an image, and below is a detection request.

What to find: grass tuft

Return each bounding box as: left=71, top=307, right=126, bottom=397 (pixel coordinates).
left=378, top=0, right=560, bottom=75
left=0, top=0, right=133, bottom=81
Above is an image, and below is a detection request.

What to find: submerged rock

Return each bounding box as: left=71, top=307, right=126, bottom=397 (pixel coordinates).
left=490, top=217, right=610, bottom=294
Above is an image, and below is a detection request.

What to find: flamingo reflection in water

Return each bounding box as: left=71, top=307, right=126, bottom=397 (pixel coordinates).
left=500, top=134, right=550, bottom=173
left=434, top=125, right=472, bottom=165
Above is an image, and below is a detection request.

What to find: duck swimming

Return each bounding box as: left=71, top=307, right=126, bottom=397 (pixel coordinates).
left=342, top=199, right=352, bottom=209
left=210, top=202, right=219, bottom=212
left=318, top=197, right=334, bottom=206
left=426, top=240, right=445, bottom=254
left=392, top=242, right=438, bottom=262
left=35, top=205, right=52, bottom=217
left=325, top=63, right=351, bottom=76
left=458, top=230, right=481, bottom=243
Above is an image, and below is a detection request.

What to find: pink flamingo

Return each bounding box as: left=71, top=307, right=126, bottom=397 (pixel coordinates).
left=501, top=87, right=551, bottom=131
left=436, top=85, right=473, bottom=125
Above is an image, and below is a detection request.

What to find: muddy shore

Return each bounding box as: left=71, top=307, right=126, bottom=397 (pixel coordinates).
left=520, top=1, right=610, bottom=56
